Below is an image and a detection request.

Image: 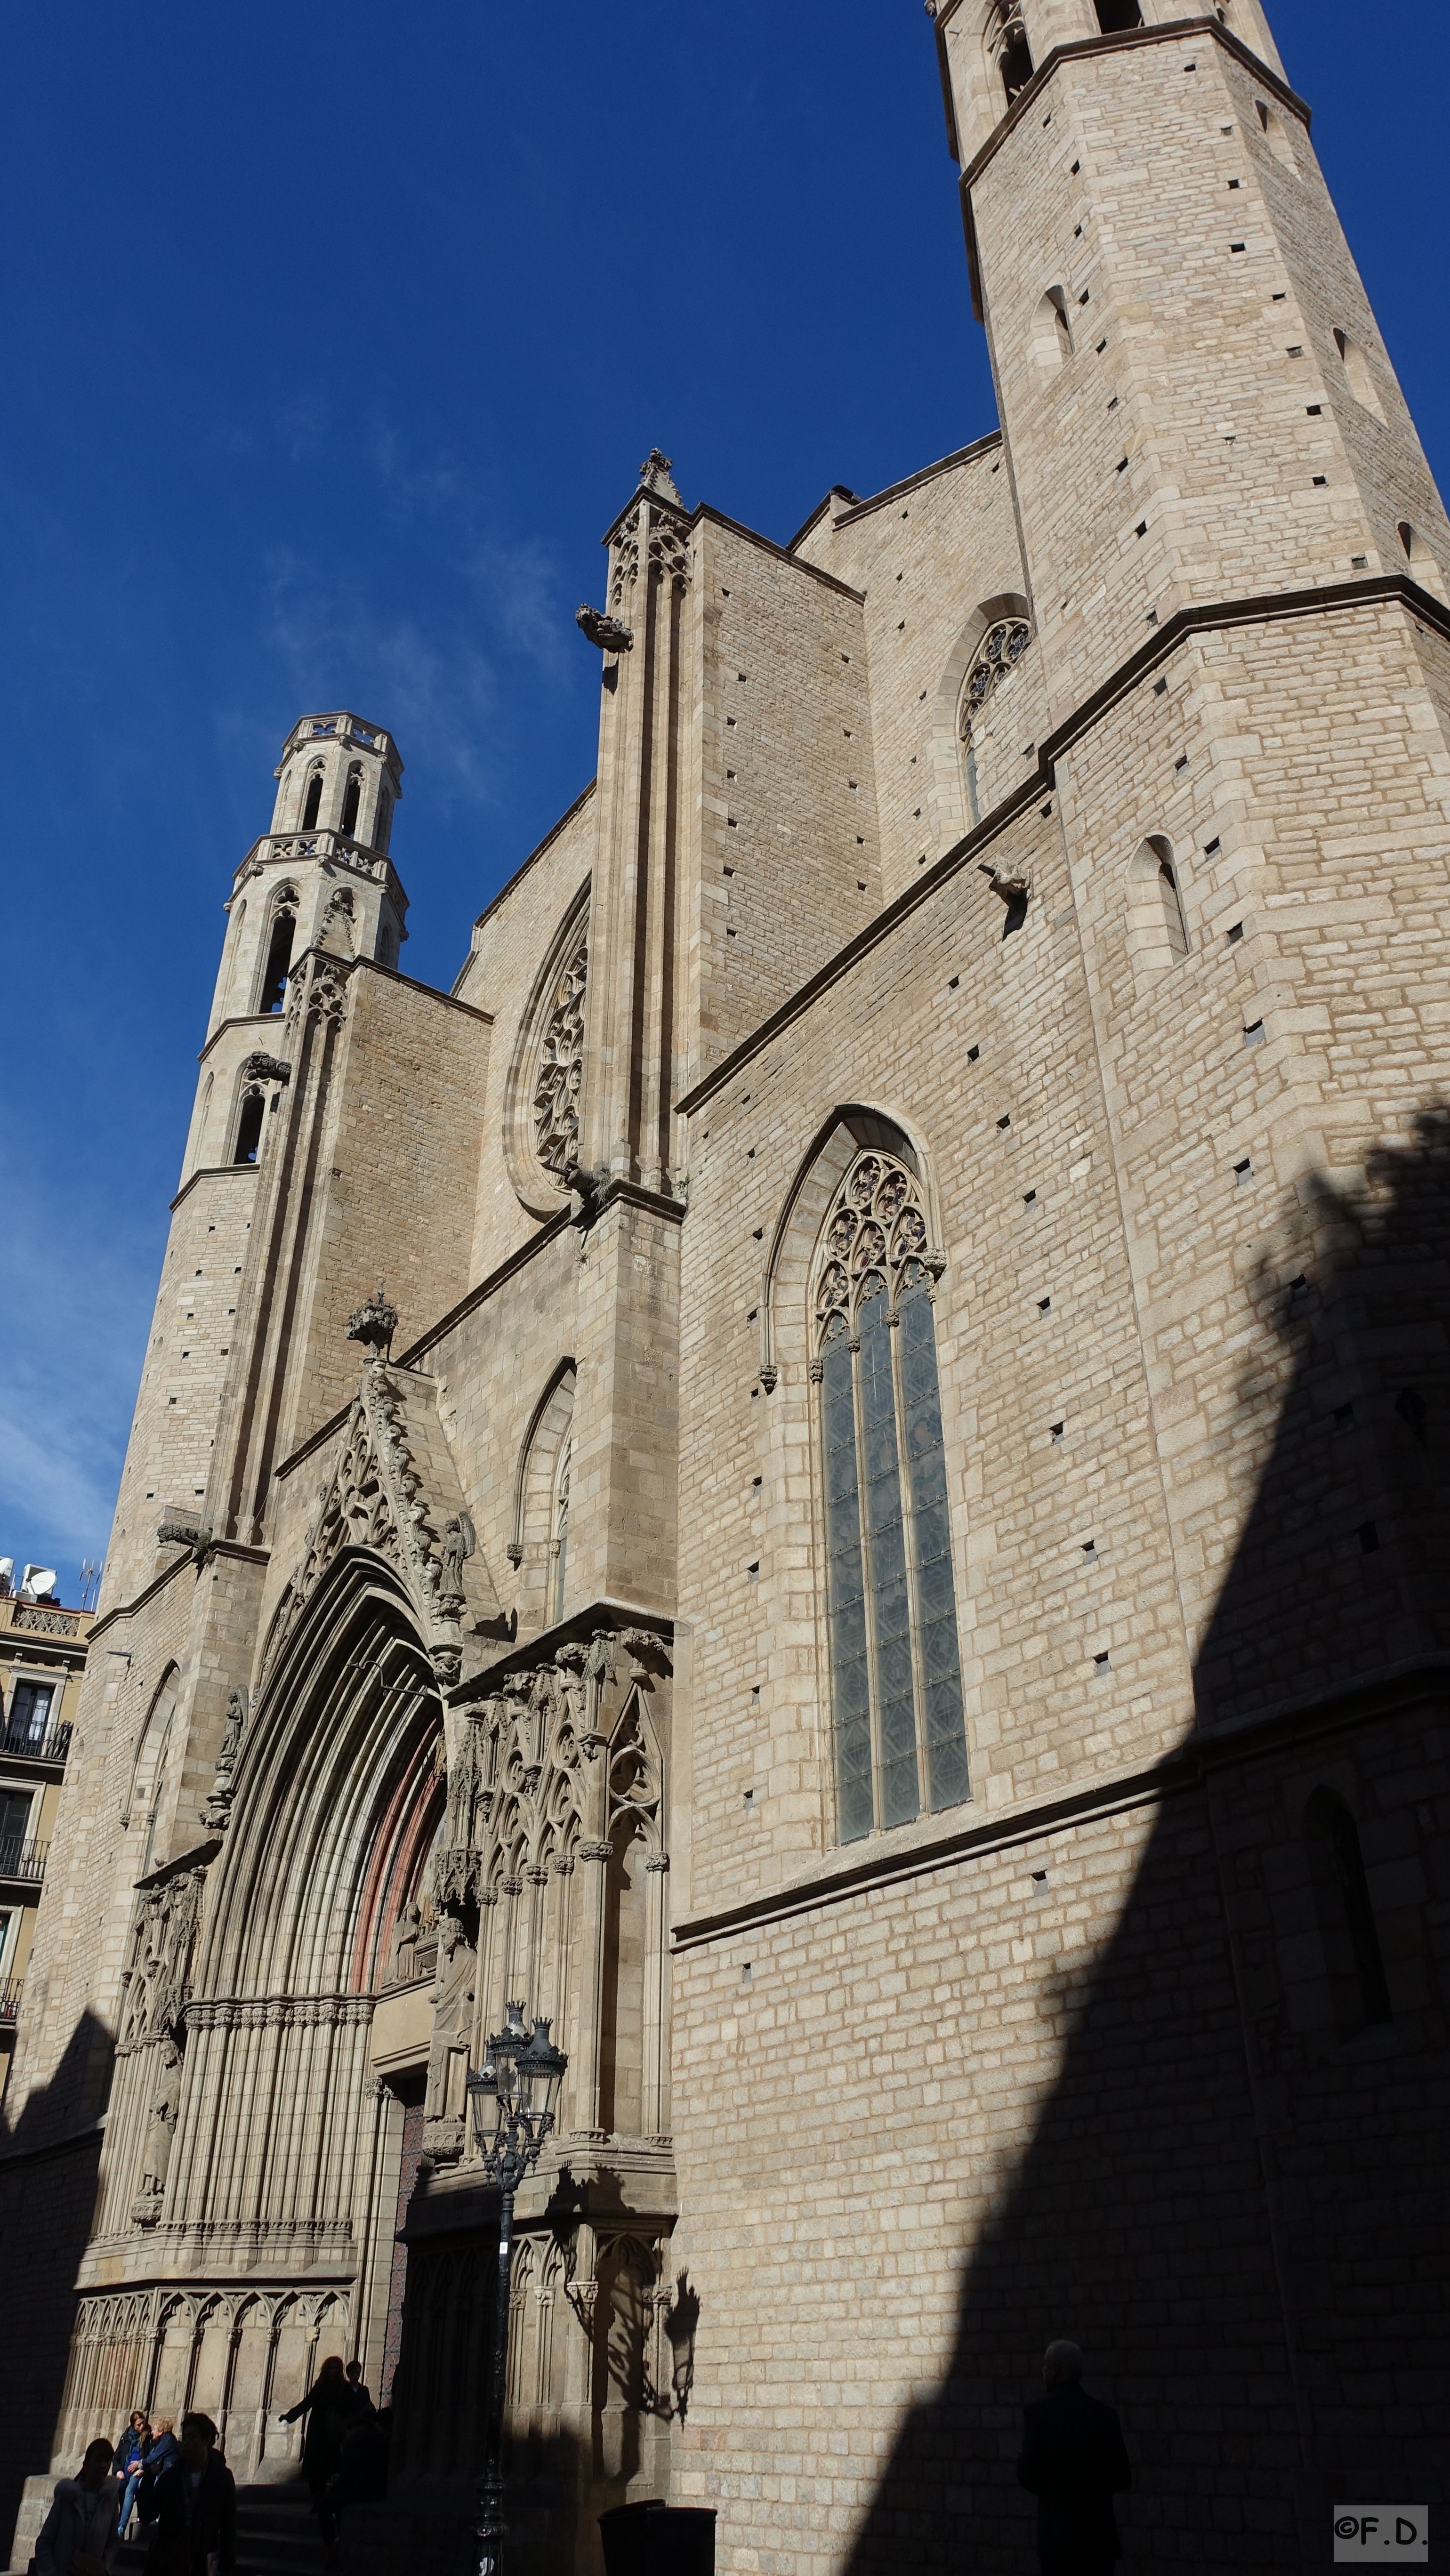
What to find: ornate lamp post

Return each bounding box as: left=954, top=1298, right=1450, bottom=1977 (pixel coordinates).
left=467, top=2003, right=569, bottom=2576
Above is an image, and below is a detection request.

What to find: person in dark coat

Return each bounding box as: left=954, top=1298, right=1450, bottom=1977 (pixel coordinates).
left=136, top=2412, right=236, bottom=2576
left=1017, top=2339, right=1132, bottom=2575
left=280, top=2354, right=369, bottom=2568
left=33, top=2439, right=121, bottom=2576
left=112, top=2413, right=151, bottom=2538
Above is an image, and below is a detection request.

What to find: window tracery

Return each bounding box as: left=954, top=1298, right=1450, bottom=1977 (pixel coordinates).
left=959, top=619, right=1031, bottom=825
left=532, top=923, right=588, bottom=1184
left=959, top=620, right=1031, bottom=742
left=811, top=1149, right=968, bottom=1843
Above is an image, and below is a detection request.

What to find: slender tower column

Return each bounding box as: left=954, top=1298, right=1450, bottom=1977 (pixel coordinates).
left=578, top=451, right=694, bottom=1198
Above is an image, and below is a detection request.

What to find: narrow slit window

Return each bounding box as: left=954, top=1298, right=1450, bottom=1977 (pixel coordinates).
left=1305, top=1787, right=1393, bottom=2038
left=301, top=766, right=324, bottom=830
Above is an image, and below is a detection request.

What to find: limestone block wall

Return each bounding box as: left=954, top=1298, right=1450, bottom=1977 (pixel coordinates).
left=685, top=517, right=881, bottom=1092
left=796, top=443, right=1039, bottom=894
left=105, top=1169, right=258, bottom=1609
left=5, top=1539, right=270, bottom=2143
left=970, top=30, right=1450, bottom=726
left=1055, top=593, right=1450, bottom=1705
left=2, top=1565, right=194, bottom=2134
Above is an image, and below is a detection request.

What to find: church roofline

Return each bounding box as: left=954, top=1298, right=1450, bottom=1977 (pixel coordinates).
left=784, top=435, right=1002, bottom=555
left=462, top=775, right=598, bottom=959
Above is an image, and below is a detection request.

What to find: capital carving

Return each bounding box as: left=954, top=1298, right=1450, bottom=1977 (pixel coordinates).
left=577, top=1841, right=613, bottom=1865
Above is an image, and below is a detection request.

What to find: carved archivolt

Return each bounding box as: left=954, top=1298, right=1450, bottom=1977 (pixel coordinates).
left=532, top=920, right=589, bottom=1186
left=504, top=887, right=592, bottom=1216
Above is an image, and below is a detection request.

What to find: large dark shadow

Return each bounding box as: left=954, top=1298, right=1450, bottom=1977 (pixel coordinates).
left=0, top=2006, right=114, bottom=2567
left=846, top=1113, right=1450, bottom=2571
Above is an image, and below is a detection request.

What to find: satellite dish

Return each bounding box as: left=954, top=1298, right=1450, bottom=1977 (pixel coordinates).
left=19, top=1565, right=58, bottom=1601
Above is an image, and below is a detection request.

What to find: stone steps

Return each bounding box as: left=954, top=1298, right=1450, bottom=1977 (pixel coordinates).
left=115, top=2481, right=327, bottom=2576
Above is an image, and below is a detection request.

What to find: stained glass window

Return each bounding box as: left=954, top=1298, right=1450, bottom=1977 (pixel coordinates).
left=813, top=1148, right=969, bottom=1840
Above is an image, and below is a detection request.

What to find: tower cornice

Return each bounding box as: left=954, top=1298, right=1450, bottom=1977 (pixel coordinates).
left=274, top=710, right=403, bottom=788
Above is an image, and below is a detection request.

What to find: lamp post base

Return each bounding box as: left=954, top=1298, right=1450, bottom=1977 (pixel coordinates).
left=474, top=2470, right=506, bottom=2576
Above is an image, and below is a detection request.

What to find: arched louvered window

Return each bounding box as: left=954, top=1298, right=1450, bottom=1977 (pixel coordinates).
left=812, top=1147, right=968, bottom=1841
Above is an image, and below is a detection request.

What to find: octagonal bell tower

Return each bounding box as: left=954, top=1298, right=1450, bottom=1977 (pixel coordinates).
left=205, top=712, right=408, bottom=1044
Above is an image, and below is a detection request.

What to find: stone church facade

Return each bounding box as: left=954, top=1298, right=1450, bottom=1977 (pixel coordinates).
left=5, top=3, right=1450, bottom=2569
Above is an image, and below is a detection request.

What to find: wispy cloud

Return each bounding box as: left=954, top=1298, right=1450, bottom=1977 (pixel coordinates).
left=0, top=1154, right=156, bottom=1587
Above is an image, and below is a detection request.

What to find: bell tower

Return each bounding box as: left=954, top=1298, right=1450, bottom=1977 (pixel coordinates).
left=204, top=712, right=408, bottom=1046
left=930, top=0, right=1450, bottom=717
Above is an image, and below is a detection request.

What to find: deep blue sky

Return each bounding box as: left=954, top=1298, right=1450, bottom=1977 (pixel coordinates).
left=3, top=1, right=1446, bottom=1595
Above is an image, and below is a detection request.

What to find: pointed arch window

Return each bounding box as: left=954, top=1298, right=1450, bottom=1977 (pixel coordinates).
left=340, top=762, right=362, bottom=837
left=301, top=765, right=325, bottom=831
left=812, top=1148, right=968, bottom=1841
left=257, top=891, right=298, bottom=1014
left=233, top=1087, right=265, bottom=1166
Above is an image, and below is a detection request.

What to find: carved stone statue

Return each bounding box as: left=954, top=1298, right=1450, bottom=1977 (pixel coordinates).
left=438, top=1511, right=474, bottom=1602
left=387, top=1896, right=421, bottom=1986
left=132, top=2039, right=182, bottom=2225
left=423, top=1912, right=477, bottom=2161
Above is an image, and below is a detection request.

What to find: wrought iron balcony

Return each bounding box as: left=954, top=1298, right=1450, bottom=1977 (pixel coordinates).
left=0, top=1721, right=72, bottom=1766
left=0, top=1977, right=23, bottom=2025
left=0, top=1837, right=48, bottom=1883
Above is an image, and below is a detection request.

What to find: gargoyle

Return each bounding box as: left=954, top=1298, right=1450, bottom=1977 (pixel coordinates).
left=576, top=604, right=634, bottom=654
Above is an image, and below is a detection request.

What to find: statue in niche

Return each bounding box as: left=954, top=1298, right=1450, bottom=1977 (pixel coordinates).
left=202, top=1686, right=248, bottom=1831
left=422, top=1911, right=476, bottom=2161
left=387, top=1896, right=421, bottom=1987
left=439, top=1513, right=472, bottom=1603
left=132, top=2038, right=182, bottom=2226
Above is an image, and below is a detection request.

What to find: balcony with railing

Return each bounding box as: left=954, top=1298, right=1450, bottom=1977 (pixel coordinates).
left=0, top=1600, right=82, bottom=1640
left=0, top=1977, right=24, bottom=2025
left=0, top=1838, right=48, bottom=1885
left=0, top=1720, right=72, bottom=1768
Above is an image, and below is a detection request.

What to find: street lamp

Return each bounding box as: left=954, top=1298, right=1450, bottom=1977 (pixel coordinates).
left=467, top=2002, right=569, bottom=2576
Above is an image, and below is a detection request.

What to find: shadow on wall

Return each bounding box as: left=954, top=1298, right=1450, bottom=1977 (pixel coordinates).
left=844, top=1114, right=1450, bottom=2572
left=0, top=2007, right=115, bottom=2568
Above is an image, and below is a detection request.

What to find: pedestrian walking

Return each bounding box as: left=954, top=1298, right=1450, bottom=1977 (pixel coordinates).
left=113, top=2411, right=152, bottom=2538
left=280, top=2353, right=368, bottom=2568
left=1016, top=2339, right=1132, bottom=2576
left=33, top=2437, right=121, bottom=2576
left=136, top=2410, right=236, bottom=2575
left=343, top=2359, right=372, bottom=2411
